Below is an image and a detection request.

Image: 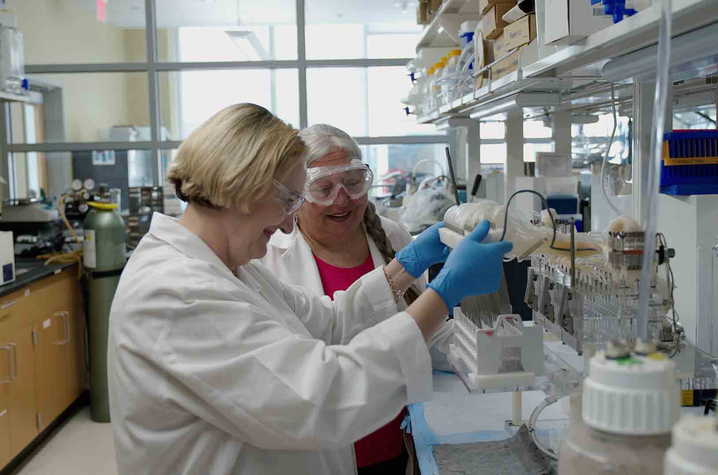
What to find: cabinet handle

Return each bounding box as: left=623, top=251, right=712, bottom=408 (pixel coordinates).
left=0, top=300, right=15, bottom=310
left=0, top=345, right=11, bottom=383
left=7, top=343, right=17, bottom=378
left=54, top=311, right=71, bottom=345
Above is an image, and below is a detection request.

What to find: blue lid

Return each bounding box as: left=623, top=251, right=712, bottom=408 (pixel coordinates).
left=22, top=78, right=28, bottom=90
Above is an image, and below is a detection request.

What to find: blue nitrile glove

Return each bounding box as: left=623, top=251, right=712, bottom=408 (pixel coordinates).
left=396, top=222, right=449, bottom=278
left=427, top=220, right=514, bottom=311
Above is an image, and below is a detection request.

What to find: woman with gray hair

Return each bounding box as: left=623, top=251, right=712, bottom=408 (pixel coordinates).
left=261, top=124, right=455, bottom=474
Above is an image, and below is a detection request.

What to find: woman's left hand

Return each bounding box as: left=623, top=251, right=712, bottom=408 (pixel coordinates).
left=396, top=222, right=449, bottom=278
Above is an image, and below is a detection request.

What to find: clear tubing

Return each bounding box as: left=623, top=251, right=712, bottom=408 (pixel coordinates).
left=600, top=84, right=622, bottom=217
left=637, top=0, right=672, bottom=342
left=528, top=395, right=558, bottom=461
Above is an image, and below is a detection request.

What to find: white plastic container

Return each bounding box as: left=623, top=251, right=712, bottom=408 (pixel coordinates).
left=441, top=49, right=461, bottom=106
left=424, top=66, right=435, bottom=113
left=664, top=415, right=718, bottom=475
left=559, top=347, right=680, bottom=475
left=431, top=60, right=445, bottom=109
left=0, top=20, right=25, bottom=94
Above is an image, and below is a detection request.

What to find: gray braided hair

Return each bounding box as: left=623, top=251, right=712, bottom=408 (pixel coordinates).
left=364, top=201, right=421, bottom=306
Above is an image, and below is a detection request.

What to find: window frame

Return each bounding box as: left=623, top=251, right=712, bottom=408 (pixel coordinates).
left=1, top=0, right=447, bottom=194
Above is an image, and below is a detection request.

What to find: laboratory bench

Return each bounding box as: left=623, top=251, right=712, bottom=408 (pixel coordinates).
left=410, top=337, right=716, bottom=474
left=1, top=259, right=79, bottom=298
left=0, top=260, right=87, bottom=473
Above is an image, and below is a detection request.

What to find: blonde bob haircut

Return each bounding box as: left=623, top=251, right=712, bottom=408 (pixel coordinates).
left=167, top=103, right=306, bottom=212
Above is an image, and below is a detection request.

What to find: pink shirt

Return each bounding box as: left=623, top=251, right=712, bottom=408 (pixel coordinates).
left=313, top=253, right=406, bottom=467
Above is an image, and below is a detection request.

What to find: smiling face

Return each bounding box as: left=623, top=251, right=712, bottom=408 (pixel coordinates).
left=222, top=160, right=307, bottom=267
left=295, top=150, right=369, bottom=246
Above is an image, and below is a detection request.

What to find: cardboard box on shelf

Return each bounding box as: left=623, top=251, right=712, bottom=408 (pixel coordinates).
left=544, top=0, right=613, bottom=46
left=417, top=1, right=430, bottom=25
left=490, top=33, right=523, bottom=81
left=492, top=49, right=521, bottom=80
left=479, top=0, right=518, bottom=15
left=492, top=32, right=507, bottom=60
left=481, top=3, right=515, bottom=40
left=429, top=0, right=444, bottom=16
left=503, top=14, right=536, bottom=51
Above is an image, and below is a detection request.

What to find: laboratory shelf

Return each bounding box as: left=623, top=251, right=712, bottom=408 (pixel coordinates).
left=0, top=90, right=29, bottom=103
left=416, top=0, right=481, bottom=52
left=522, top=0, right=718, bottom=79
left=414, top=0, right=718, bottom=125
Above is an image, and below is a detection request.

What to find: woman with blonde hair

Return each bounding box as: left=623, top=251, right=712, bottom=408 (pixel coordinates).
left=262, top=124, right=455, bottom=473
left=107, top=103, right=512, bottom=475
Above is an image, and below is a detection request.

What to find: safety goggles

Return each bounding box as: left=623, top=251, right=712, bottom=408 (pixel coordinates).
left=304, top=159, right=373, bottom=206
left=273, top=180, right=306, bottom=214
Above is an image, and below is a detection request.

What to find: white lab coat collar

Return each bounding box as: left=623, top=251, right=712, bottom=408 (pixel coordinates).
left=267, top=220, right=386, bottom=297
left=149, top=212, right=230, bottom=272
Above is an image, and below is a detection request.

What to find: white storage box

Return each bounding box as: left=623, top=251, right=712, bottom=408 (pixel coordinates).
left=544, top=0, right=613, bottom=46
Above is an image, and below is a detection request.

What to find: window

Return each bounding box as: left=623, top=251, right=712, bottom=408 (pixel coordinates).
left=305, top=0, right=421, bottom=60
left=572, top=114, right=631, bottom=166
left=364, top=144, right=446, bottom=198
left=307, top=67, right=438, bottom=137
left=4, top=0, right=445, bottom=202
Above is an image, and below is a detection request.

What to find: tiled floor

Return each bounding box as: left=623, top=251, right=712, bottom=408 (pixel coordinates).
left=11, top=407, right=117, bottom=475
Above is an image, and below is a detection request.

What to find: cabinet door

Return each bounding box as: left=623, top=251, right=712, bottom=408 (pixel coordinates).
left=0, top=383, right=10, bottom=470
left=8, top=322, right=37, bottom=457
left=35, top=273, right=85, bottom=421
left=0, top=322, right=12, bottom=470
left=34, top=311, right=66, bottom=430
left=65, top=280, right=86, bottom=406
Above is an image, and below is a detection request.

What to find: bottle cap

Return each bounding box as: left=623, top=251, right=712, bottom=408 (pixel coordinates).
left=583, top=348, right=680, bottom=435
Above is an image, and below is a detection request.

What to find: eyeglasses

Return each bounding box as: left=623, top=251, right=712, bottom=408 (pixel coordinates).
left=273, top=180, right=306, bottom=214
left=304, top=160, right=373, bottom=206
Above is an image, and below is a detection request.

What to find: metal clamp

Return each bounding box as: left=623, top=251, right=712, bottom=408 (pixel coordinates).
left=54, top=311, right=71, bottom=345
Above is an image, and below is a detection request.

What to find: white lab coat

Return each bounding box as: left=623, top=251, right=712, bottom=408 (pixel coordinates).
left=107, top=213, right=433, bottom=475
left=260, top=215, right=454, bottom=354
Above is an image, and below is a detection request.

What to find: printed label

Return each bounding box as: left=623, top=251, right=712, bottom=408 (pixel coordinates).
left=498, top=346, right=524, bottom=373
left=681, top=390, right=694, bottom=406
left=43, top=318, right=51, bottom=329
left=664, top=156, right=718, bottom=166
left=84, top=229, right=97, bottom=269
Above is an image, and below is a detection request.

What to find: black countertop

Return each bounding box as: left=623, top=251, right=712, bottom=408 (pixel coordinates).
left=0, top=258, right=79, bottom=298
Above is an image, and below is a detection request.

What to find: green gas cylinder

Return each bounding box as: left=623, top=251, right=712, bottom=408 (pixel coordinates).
left=83, top=202, right=126, bottom=422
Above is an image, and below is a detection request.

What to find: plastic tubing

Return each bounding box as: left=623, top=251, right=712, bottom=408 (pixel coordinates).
left=600, top=83, right=623, bottom=216
left=527, top=395, right=558, bottom=461
left=637, top=0, right=673, bottom=342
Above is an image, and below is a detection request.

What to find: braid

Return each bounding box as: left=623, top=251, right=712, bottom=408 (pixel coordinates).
left=364, top=201, right=422, bottom=306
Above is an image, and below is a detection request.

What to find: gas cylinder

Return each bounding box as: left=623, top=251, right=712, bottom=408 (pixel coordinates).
left=83, top=202, right=126, bottom=422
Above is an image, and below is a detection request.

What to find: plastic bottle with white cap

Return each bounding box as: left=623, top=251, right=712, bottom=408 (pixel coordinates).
left=664, top=415, right=718, bottom=475
left=559, top=340, right=681, bottom=475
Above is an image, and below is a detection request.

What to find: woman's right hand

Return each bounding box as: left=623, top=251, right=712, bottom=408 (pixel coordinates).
left=426, top=221, right=513, bottom=311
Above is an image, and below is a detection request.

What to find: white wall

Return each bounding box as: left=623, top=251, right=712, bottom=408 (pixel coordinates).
left=658, top=194, right=718, bottom=355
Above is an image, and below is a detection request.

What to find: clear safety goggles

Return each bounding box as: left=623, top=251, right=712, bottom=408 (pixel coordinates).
left=304, top=159, right=374, bottom=206
left=273, top=180, right=306, bottom=214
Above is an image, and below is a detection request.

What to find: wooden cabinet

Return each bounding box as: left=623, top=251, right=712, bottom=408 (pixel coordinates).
left=0, top=318, right=13, bottom=468
left=8, top=321, right=37, bottom=457
left=0, top=268, right=86, bottom=470
left=33, top=273, right=85, bottom=431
